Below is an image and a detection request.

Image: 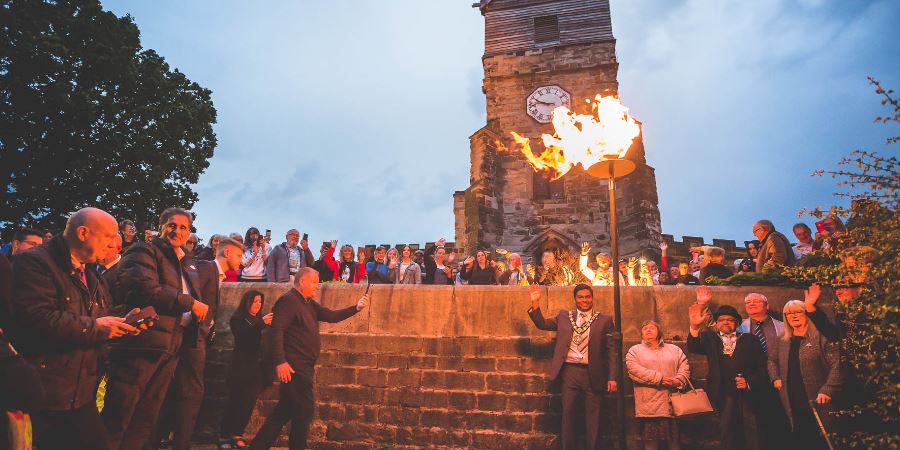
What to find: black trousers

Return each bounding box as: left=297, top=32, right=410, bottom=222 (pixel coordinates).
left=31, top=404, right=110, bottom=450
left=220, top=363, right=266, bottom=438
left=560, top=363, right=603, bottom=450
left=249, top=374, right=314, bottom=450
left=718, top=391, right=760, bottom=450
left=101, top=331, right=182, bottom=450
left=155, top=340, right=206, bottom=450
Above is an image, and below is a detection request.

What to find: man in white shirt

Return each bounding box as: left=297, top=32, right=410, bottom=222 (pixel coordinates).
left=527, top=284, right=619, bottom=450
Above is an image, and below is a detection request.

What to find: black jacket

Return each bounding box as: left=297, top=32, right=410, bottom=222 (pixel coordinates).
left=422, top=244, right=453, bottom=285
left=98, top=259, right=123, bottom=309
left=699, top=263, right=732, bottom=284
left=228, top=313, right=266, bottom=383
left=114, top=237, right=199, bottom=353
left=461, top=263, right=498, bottom=285
left=183, top=259, right=220, bottom=347
left=687, top=331, right=768, bottom=408
left=8, top=236, right=110, bottom=410
left=267, top=289, right=357, bottom=378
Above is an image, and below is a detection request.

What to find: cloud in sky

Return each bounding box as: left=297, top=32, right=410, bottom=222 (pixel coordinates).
left=102, top=0, right=899, bottom=247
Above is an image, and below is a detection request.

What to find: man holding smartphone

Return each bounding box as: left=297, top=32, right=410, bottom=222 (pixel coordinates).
left=8, top=207, right=143, bottom=450
left=102, top=207, right=208, bottom=450
left=267, top=229, right=314, bottom=283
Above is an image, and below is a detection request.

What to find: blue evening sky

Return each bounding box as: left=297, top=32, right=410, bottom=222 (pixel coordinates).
left=102, top=0, right=900, bottom=248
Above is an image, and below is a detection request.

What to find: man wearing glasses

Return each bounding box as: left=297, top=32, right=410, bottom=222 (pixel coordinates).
left=751, top=220, right=795, bottom=272
left=688, top=301, right=768, bottom=450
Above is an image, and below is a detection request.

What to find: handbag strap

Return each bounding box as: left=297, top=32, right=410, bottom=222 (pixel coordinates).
left=682, top=377, right=696, bottom=392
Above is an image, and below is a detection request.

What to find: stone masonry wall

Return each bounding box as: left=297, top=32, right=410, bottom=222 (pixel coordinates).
left=195, top=283, right=830, bottom=449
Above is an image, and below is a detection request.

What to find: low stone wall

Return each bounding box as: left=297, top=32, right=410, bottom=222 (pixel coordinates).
left=195, top=283, right=826, bottom=449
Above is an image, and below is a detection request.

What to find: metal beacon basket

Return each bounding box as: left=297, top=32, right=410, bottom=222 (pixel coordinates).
left=670, top=378, right=715, bottom=417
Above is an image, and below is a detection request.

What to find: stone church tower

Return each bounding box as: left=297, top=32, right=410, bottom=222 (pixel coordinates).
left=453, top=0, right=662, bottom=262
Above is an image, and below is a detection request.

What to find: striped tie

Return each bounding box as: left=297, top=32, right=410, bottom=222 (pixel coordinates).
left=577, top=313, right=590, bottom=355
left=754, top=321, right=768, bottom=355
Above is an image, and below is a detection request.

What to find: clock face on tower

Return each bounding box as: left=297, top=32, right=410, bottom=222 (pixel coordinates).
left=526, top=85, right=571, bottom=123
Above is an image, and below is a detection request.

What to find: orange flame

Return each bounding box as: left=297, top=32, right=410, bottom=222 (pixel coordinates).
left=509, top=95, right=640, bottom=180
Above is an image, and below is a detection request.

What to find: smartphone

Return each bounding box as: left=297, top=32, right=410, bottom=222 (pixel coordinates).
left=302, top=233, right=309, bottom=241
left=815, top=221, right=825, bottom=234
left=124, top=306, right=159, bottom=326
left=265, top=229, right=271, bottom=241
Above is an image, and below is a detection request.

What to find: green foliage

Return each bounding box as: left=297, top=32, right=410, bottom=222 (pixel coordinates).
left=0, top=0, right=217, bottom=233
left=786, top=78, right=899, bottom=449
left=704, top=271, right=804, bottom=287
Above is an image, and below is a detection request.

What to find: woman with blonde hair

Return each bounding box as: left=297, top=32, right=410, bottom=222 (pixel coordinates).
left=767, top=300, right=842, bottom=448
left=625, top=320, right=690, bottom=450
left=336, top=244, right=359, bottom=283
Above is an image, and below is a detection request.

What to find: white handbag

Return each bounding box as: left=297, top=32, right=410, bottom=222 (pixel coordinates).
left=670, top=378, right=715, bottom=417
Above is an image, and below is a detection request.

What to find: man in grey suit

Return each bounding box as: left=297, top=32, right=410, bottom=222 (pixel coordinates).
left=735, top=292, right=784, bottom=356
left=528, top=284, right=619, bottom=450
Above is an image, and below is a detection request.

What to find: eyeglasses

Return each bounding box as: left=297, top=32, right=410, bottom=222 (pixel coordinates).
left=784, top=311, right=805, bottom=317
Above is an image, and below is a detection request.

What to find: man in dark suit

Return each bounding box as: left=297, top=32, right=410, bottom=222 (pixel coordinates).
left=688, top=303, right=769, bottom=450
left=157, top=237, right=244, bottom=450
left=102, top=207, right=209, bottom=450
left=97, top=233, right=124, bottom=307
left=250, top=267, right=368, bottom=450
left=8, top=207, right=140, bottom=449
left=527, top=283, right=619, bottom=450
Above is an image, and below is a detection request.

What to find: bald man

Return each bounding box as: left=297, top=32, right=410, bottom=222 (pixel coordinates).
left=8, top=207, right=140, bottom=450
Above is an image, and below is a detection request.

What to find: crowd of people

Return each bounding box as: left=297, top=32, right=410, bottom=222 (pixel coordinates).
left=0, top=207, right=854, bottom=450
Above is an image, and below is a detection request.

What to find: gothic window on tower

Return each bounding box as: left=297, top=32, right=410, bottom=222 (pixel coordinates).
left=533, top=15, right=560, bottom=45
left=533, top=172, right=565, bottom=201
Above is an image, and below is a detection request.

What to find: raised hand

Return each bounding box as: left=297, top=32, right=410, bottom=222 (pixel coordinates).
left=804, top=284, right=821, bottom=312
left=581, top=241, right=590, bottom=256
left=627, top=257, right=637, bottom=269
left=262, top=312, right=274, bottom=325
left=330, top=239, right=338, bottom=249
left=659, top=241, right=668, bottom=252
left=464, top=256, right=475, bottom=266
left=447, top=252, right=457, bottom=264
left=688, top=302, right=708, bottom=330
left=695, top=286, right=712, bottom=306
left=436, top=238, right=447, bottom=247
